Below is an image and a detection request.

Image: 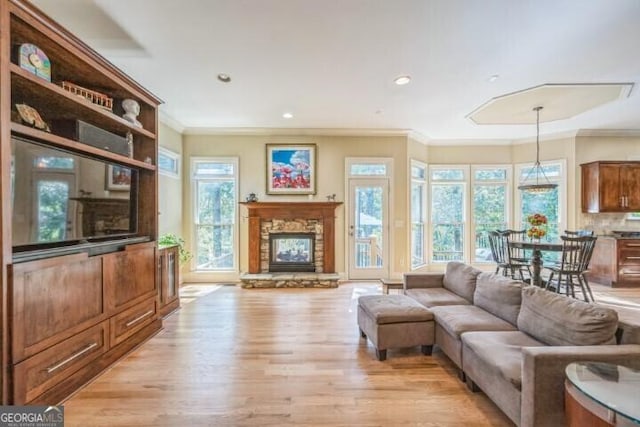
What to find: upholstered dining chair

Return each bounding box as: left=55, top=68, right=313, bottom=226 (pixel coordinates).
left=544, top=235, right=597, bottom=302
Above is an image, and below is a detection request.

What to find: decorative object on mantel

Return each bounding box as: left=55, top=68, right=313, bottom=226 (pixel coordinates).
left=61, top=81, right=113, bottom=111
left=144, top=156, right=153, bottom=164
left=15, top=103, right=50, bottom=131
left=526, top=213, right=548, bottom=241
left=121, top=98, right=143, bottom=128
left=245, top=193, right=258, bottom=202
left=16, top=43, right=51, bottom=81
left=518, top=106, right=557, bottom=193
left=266, top=143, right=317, bottom=195
left=326, top=193, right=336, bottom=201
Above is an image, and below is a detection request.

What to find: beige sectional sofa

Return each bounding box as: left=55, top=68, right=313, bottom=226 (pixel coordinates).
left=404, top=261, right=640, bottom=427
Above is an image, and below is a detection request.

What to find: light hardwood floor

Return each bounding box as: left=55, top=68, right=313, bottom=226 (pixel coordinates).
left=63, top=282, right=515, bottom=427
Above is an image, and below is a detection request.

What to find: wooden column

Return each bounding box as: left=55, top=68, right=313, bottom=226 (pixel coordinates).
left=240, top=202, right=342, bottom=274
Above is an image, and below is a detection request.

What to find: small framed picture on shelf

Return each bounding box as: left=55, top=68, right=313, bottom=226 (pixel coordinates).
left=106, top=164, right=132, bottom=191
left=266, top=143, right=317, bottom=195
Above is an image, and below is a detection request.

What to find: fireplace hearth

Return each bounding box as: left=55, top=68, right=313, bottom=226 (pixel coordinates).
left=269, top=233, right=315, bottom=272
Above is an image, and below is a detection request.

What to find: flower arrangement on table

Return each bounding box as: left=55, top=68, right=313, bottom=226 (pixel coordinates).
left=526, top=213, right=547, bottom=240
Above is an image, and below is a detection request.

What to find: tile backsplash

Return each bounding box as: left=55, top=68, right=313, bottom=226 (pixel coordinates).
left=581, top=213, right=640, bottom=234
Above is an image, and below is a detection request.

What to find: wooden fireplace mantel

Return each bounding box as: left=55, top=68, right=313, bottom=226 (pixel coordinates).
left=240, top=202, right=342, bottom=273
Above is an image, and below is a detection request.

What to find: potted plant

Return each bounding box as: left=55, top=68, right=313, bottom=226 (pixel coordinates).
left=158, top=234, right=193, bottom=265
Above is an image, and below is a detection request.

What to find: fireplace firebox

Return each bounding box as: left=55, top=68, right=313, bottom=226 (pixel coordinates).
left=269, top=233, right=315, bottom=272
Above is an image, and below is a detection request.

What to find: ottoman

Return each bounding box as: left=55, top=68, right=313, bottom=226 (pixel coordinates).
left=357, top=294, right=435, bottom=361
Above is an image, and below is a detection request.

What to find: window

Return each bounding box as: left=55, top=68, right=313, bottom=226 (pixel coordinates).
left=350, top=163, right=387, bottom=176
left=192, top=158, right=238, bottom=271
left=430, top=166, right=467, bottom=262
left=158, top=147, right=180, bottom=178
left=472, top=166, right=510, bottom=262
left=410, top=161, right=427, bottom=268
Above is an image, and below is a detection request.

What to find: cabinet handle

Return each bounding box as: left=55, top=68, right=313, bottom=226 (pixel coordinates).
left=626, top=244, right=640, bottom=247
left=125, top=310, right=154, bottom=327
left=626, top=256, right=640, bottom=260
left=46, top=342, right=98, bottom=374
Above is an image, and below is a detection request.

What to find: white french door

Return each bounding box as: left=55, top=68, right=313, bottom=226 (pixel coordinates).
left=348, top=178, right=389, bottom=279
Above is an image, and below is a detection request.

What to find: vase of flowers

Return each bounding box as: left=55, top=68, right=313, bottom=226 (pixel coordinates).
left=526, top=213, right=547, bottom=242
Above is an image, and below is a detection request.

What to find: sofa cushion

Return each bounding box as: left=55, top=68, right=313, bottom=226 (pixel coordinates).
left=430, top=305, right=517, bottom=338
left=358, top=295, right=434, bottom=324
left=473, top=273, right=523, bottom=326
left=405, top=288, right=471, bottom=308
left=462, top=331, right=546, bottom=390
left=442, top=261, right=482, bottom=303
left=517, top=286, right=619, bottom=346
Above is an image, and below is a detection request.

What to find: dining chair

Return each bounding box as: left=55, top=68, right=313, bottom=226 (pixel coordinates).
left=488, top=230, right=531, bottom=281
left=564, top=229, right=595, bottom=237
left=544, top=235, right=597, bottom=302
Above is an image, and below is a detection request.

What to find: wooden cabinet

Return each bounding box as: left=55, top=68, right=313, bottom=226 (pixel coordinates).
left=0, top=1, right=162, bottom=405
left=588, top=237, right=640, bottom=287
left=581, top=161, right=640, bottom=213
left=158, top=245, right=180, bottom=317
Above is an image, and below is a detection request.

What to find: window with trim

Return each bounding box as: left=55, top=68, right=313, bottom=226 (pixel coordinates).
left=192, top=158, right=238, bottom=271
left=430, top=166, right=467, bottom=262
left=472, top=166, right=510, bottom=262
left=411, top=161, right=427, bottom=268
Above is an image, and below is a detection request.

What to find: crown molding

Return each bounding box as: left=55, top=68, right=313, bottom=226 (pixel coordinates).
left=182, top=127, right=413, bottom=137
left=407, top=130, right=431, bottom=145
left=575, top=129, right=640, bottom=137
left=158, top=110, right=185, bottom=133
left=427, top=138, right=514, bottom=147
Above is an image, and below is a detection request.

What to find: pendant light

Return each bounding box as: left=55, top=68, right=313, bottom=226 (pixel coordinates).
left=518, top=106, right=557, bottom=193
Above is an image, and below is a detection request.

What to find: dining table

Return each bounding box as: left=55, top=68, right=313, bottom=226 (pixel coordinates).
left=508, top=240, right=564, bottom=287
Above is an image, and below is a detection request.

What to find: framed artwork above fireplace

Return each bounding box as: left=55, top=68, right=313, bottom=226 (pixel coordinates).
left=266, top=144, right=316, bottom=195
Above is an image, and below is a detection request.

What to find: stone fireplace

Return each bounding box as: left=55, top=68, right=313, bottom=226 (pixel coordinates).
left=239, top=202, right=341, bottom=288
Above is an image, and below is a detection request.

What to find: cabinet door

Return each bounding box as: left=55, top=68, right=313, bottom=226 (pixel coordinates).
left=164, top=246, right=179, bottom=303
left=621, top=164, right=640, bottom=210
left=10, top=253, right=104, bottom=362
left=103, top=242, right=156, bottom=313
left=599, top=164, right=623, bottom=211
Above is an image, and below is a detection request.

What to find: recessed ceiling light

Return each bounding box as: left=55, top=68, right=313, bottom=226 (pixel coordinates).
left=282, top=112, right=293, bottom=119
left=394, top=75, right=411, bottom=85
left=488, top=74, right=500, bottom=83
left=217, top=73, right=231, bottom=83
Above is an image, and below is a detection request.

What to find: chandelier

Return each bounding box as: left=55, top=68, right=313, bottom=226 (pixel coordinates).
left=518, top=106, right=558, bottom=193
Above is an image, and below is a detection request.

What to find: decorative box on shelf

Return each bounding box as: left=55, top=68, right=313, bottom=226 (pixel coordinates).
left=51, top=119, right=129, bottom=157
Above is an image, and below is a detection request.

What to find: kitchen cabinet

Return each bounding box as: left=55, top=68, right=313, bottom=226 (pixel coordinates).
left=581, top=161, right=640, bottom=213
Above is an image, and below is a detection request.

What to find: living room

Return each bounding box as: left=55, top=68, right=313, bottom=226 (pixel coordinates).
left=2, top=0, right=640, bottom=426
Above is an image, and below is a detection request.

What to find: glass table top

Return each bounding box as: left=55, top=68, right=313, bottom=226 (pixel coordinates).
left=566, top=362, right=640, bottom=425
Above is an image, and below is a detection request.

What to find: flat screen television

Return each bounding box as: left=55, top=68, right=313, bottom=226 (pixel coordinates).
left=11, top=136, right=141, bottom=260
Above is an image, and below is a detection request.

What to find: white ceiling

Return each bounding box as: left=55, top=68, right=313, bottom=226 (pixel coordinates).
left=32, top=0, right=640, bottom=141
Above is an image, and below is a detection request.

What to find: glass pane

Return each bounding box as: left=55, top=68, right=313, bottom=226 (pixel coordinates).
left=350, top=164, right=386, bottom=176
left=158, top=153, right=177, bottom=173
left=519, top=163, right=560, bottom=180
left=197, top=180, right=236, bottom=224
left=474, top=169, right=506, bottom=181
left=431, top=184, right=463, bottom=223
left=411, top=165, right=425, bottom=179
left=431, top=183, right=464, bottom=262
left=34, top=156, right=74, bottom=169
left=354, top=186, right=383, bottom=268
left=411, top=223, right=424, bottom=268
left=521, top=188, right=560, bottom=262
left=474, top=184, right=507, bottom=262
left=195, top=225, right=234, bottom=269
left=431, top=169, right=464, bottom=181
left=411, top=182, right=423, bottom=222
left=195, top=162, right=234, bottom=176
left=37, top=180, right=69, bottom=241
left=432, top=223, right=464, bottom=262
